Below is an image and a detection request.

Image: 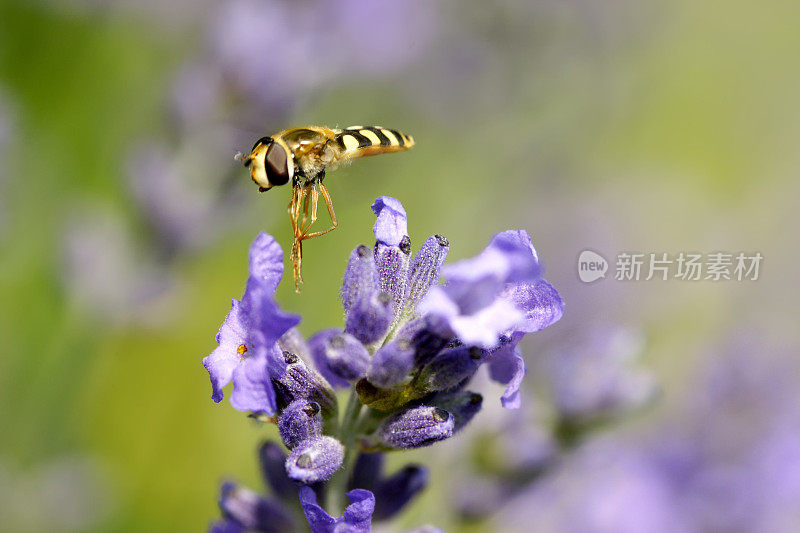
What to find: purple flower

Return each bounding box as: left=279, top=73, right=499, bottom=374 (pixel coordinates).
left=257, top=442, right=296, bottom=500
left=349, top=453, right=430, bottom=521
left=202, top=233, right=300, bottom=414
left=299, top=485, right=375, bottom=533
left=542, top=325, right=655, bottom=423
left=217, top=482, right=295, bottom=533
left=418, top=230, right=562, bottom=349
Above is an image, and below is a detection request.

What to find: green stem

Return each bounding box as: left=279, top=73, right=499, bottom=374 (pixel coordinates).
left=329, top=389, right=363, bottom=513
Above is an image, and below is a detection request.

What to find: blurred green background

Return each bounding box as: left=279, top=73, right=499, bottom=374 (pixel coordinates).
left=1, top=0, right=798, bottom=531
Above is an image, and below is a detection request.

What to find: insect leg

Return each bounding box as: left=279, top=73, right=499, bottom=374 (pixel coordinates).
left=288, top=183, right=302, bottom=236
left=300, top=182, right=320, bottom=235
left=289, top=183, right=308, bottom=291
left=298, top=181, right=338, bottom=240
left=292, top=239, right=303, bottom=293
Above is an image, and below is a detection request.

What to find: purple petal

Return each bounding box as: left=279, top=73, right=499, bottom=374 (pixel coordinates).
left=341, top=489, right=376, bottom=531
left=242, top=281, right=301, bottom=345
left=214, top=298, right=249, bottom=344
left=229, top=353, right=277, bottom=414
left=298, top=486, right=334, bottom=530
left=299, top=486, right=375, bottom=533
left=421, top=287, right=523, bottom=349
left=203, top=344, right=240, bottom=403
left=439, top=247, right=511, bottom=312
left=248, top=232, right=285, bottom=294
left=503, top=279, right=564, bottom=334
left=371, top=196, right=408, bottom=246
left=485, top=230, right=541, bottom=283
left=488, top=342, right=527, bottom=409
left=436, top=230, right=543, bottom=314
left=204, top=299, right=249, bottom=403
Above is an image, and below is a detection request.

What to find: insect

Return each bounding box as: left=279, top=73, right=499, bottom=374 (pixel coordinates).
left=238, top=125, right=415, bottom=292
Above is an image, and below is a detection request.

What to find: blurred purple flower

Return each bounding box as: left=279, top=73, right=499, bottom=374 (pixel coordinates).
left=542, top=325, right=655, bottom=425
left=217, top=482, right=294, bottom=533
left=60, top=207, right=172, bottom=323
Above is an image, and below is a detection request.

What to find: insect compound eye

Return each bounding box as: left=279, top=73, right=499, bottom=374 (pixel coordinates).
left=265, top=143, right=291, bottom=186
left=251, top=136, right=273, bottom=151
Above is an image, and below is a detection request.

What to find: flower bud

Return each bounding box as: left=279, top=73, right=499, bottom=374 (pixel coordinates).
left=430, top=390, right=483, bottom=433
left=398, top=317, right=451, bottom=367
left=414, top=346, right=486, bottom=394
left=345, top=291, right=394, bottom=345
left=376, top=405, right=454, bottom=449
left=307, top=328, right=350, bottom=389
left=258, top=441, right=295, bottom=499
left=285, top=436, right=344, bottom=484
left=278, top=400, right=323, bottom=449
left=273, top=351, right=338, bottom=418
left=218, top=482, right=294, bottom=532
left=403, top=234, right=449, bottom=317
left=341, top=245, right=379, bottom=315
left=374, top=465, right=429, bottom=520
left=367, top=339, right=416, bottom=388
left=348, top=452, right=385, bottom=492
left=277, top=327, right=310, bottom=361
left=317, top=331, right=370, bottom=382
left=375, top=239, right=411, bottom=327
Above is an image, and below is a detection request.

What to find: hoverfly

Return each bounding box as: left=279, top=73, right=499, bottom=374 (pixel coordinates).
left=238, top=126, right=415, bottom=292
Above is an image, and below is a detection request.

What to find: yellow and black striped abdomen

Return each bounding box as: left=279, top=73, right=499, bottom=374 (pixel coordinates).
left=335, top=126, right=415, bottom=161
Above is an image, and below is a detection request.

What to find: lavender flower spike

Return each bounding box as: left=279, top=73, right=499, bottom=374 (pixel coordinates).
left=299, top=486, right=375, bottom=533
left=203, top=233, right=300, bottom=413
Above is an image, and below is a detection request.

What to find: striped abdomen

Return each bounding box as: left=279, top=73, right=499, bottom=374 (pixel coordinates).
left=335, top=126, right=415, bottom=161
